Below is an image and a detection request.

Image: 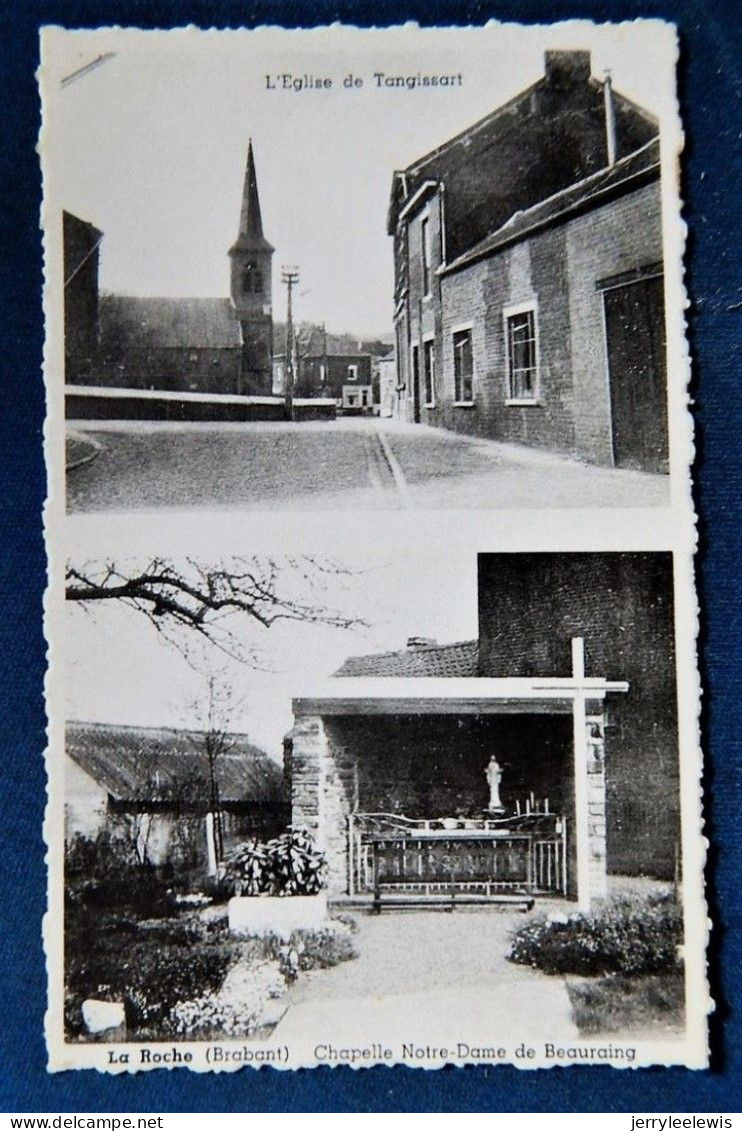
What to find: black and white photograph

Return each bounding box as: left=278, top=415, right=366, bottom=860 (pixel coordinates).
left=48, top=23, right=680, bottom=514
left=57, top=542, right=703, bottom=1067
left=40, top=20, right=705, bottom=1076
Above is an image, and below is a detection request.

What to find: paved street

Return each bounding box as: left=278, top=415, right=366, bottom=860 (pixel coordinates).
left=66, top=418, right=668, bottom=512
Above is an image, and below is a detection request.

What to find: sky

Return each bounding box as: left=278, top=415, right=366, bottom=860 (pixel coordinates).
left=42, top=22, right=676, bottom=338
left=64, top=530, right=481, bottom=758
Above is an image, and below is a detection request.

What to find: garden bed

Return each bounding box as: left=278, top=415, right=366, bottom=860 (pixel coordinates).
left=508, top=888, right=684, bottom=1037
left=567, top=972, right=685, bottom=1035
left=65, top=903, right=357, bottom=1041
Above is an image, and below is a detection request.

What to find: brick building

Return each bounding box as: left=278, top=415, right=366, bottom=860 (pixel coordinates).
left=63, top=211, right=102, bottom=382
left=94, top=295, right=243, bottom=394
left=285, top=552, right=678, bottom=908
left=390, top=51, right=668, bottom=474
left=274, top=352, right=374, bottom=411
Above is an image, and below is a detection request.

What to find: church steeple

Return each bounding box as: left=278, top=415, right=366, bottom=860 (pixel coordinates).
left=229, top=141, right=274, bottom=394
left=240, top=141, right=265, bottom=241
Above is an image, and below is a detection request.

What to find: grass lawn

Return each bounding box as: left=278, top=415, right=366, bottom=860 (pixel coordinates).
left=567, top=971, right=685, bottom=1035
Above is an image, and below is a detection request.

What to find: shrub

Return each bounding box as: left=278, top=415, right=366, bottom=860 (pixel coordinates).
left=250, top=920, right=358, bottom=982
left=567, top=971, right=685, bottom=1035
left=221, top=827, right=327, bottom=897
left=64, top=906, right=240, bottom=1037
left=65, top=830, right=175, bottom=919
left=508, top=891, right=683, bottom=976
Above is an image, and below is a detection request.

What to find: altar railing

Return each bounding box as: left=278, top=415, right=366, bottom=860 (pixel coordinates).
left=347, top=810, right=567, bottom=898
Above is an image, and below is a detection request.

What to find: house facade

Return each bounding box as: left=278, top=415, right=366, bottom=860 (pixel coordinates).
left=390, top=51, right=668, bottom=474
left=377, top=350, right=397, bottom=417
left=274, top=352, right=374, bottom=411
left=285, top=552, right=678, bottom=909
left=65, top=721, right=288, bottom=874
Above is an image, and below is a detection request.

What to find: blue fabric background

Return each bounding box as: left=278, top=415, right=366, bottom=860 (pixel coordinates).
left=0, top=0, right=738, bottom=1113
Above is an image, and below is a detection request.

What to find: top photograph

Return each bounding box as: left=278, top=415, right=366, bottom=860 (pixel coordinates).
left=46, top=24, right=682, bottom=514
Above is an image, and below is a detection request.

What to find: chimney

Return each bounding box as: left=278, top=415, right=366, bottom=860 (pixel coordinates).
left=603, top=70, right=617, bottom=166
left=406, top=636, right=438, bottom=651
left=543, top=50, right=592, bottom=89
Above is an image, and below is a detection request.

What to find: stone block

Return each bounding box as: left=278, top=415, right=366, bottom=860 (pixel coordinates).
left=82, top=998, right=126, bottom=1035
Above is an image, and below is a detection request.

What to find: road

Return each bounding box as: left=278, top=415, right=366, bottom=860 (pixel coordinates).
left=66, top=418, right=669, bottom=512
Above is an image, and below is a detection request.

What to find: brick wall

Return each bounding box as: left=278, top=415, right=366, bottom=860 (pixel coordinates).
left=565, top=180, right=664, bottom=464
left=477, top=552, right=679, bottom=878
left=93, top=347, right=243, bottom=395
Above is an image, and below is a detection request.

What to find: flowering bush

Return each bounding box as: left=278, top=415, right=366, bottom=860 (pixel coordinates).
left=64, top=908, right=241, bottom=1037
left=508, top=891, right=682, bottom=976
left=169, top=960, right=286, bottom=1037
left=255, top=921, right=358, bottom=982
left=221, top=827, right=327, bottom=897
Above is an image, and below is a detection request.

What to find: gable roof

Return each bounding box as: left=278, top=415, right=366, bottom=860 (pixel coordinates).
left=334, top=639, right=479, bottom=678
left=66, top=721, right=285, bottom=805
left=441, top=138, right=660, bottom=276
left=387, top=52, right=657, bottom=239
left=99, top=295, right=242, bottom=350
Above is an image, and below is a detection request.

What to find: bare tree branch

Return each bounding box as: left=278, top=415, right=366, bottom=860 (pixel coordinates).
left=65, top=556, right=366, bottom=665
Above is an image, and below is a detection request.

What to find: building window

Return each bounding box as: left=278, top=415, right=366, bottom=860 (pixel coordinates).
left=347, top=365, right=358, bottom=381
left=505, top=305, right=539, bottom=402
left=241, top=261, right=263, bottom=294
left=452, top=328, right=473, bottom=404
left=410, top=344, right=419, bottom=401
left=423, top=338, right=436, bottom=406
left=421, top=216, right=431, bottom=297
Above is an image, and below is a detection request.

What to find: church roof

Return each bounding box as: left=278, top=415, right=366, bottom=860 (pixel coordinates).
left=334, top=639, right=479, bottom=678
left=99, top=295, right=242, bottom=350
left=229, top=141, right=274, bottom=255
left=66, top=720, right=285, bottom=805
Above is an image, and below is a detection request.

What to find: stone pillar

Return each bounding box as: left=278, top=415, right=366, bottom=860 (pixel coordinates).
left=287, top=715, right=327, bottom=846
left=585, top=714, right=608, bottom=901
left=287, top=713, right=350, bottom=897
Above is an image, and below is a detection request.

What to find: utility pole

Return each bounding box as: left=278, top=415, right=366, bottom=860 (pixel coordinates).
left=281, top=266, right=300, bottom=421
left=322, top=322, right=328, bottom=395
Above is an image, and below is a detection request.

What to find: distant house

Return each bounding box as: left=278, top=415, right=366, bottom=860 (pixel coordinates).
left=92, top=296, right=244, bottom=396
left=273, top=352, right=374, bottom=412
left=389, top=50, right=668, bottom=474
left=63, top=211, right=102, bottom=382
left=286, top=552, right=678, bottom=909
left=65, top=721, right=289, bottom=873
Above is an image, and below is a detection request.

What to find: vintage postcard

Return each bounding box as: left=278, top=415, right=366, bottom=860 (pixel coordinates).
left=40, top=20, right=708, bottom=1073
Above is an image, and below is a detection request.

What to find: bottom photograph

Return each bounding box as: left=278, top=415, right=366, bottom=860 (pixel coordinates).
left=53, top=548, right=705, bottom=1070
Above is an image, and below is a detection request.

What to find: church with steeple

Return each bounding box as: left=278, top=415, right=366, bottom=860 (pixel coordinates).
left=69, top=140, right=281, bottom=406
left=228, top=141, right=274, bottom=395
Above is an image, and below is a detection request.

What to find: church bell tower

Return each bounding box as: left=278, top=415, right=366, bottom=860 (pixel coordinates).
left=229, top=141, right=274, bottom=394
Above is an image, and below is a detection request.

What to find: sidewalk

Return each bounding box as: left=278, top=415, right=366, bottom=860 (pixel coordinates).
left=274, top=908, right=579, bottom=1047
